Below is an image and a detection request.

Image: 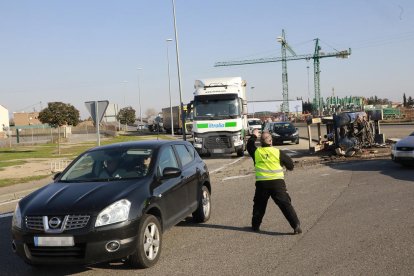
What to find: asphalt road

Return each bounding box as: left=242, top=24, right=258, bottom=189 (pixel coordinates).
left=1, top=155, right=413, bottom=275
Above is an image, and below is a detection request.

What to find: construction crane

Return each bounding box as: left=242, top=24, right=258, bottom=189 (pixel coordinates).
left=277, top=29, right=296, bottom=113
left=215, top=33, right=351, bottom=116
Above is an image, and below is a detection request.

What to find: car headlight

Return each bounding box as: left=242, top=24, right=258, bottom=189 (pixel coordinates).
left=272, top=133, right=280, bottom=137
left=293, top=130, right=299, bottom=136
left=12, top=204, right=22, bottom=229
left=95, top=199, right=131, bottom=227
left=194, top=137, right=203, bottom=143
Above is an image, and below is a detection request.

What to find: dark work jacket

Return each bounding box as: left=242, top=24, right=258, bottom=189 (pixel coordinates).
left=247, top=134, right=294, bottom=187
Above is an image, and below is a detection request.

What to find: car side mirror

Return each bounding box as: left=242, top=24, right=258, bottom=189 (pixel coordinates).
left=162, top=167, right=181, bottom=179
left=53, top=172, right=61, bottom=181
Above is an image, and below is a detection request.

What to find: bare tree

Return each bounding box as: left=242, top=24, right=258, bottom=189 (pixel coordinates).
left=145, top=108, right=158, bottom=119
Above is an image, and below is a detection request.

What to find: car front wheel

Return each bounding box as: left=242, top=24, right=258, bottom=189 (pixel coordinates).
left=193, top=185, right=211, bottom=223
left=129, top=214, right=162, bottom=268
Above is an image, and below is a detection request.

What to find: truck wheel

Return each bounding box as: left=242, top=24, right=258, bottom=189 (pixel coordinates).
left=129, top=214, right=162, bottom=268
left=236, top=147, right=244, bottom=157
left=192, top=185, right=211, bottom=223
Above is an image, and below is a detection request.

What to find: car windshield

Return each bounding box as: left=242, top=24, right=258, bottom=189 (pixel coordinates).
left=59, top=147, right=153, bottom=182
left=248, top=120, right=262, bottom=126
left=273, top=123, right=295, bottom=131
left=194, top=95, right=241, bottom=120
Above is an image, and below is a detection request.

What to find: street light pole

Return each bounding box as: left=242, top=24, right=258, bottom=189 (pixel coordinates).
left=166, top=38, right=174, bottom=136
left=172, top=0, right=186, bottom=141
left=251, top=86, right=255, bottom=117
left=137, top=68, right=143, bottom=127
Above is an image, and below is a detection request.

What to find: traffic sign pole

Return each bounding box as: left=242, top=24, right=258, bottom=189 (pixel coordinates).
left=85, top=100, right=109, bottom=147
left=96, top=101, right=100, bottom=146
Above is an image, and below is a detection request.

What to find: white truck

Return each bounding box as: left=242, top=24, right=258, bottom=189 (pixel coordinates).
left=191, top=77, right=248, bottom=156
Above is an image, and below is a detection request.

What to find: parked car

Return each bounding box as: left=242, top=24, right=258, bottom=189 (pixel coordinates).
left=263, top=122, right=299, bottom=145
left=12, top=140, right=211, bottom=268
left=391, top=131, right=414, bottom=166
left=247, top=118, right=263, bottom=135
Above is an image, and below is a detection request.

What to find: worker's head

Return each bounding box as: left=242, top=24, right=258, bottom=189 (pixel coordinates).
left=260, top=131, right=272, bottom=146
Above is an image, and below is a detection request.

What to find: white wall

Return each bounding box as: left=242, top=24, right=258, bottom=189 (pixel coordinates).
left=0, top=105, right=10, bottom=132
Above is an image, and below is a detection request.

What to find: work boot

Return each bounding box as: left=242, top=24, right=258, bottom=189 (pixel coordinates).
left=293, top=224, right=302, bottom=234
left=252, top=225, right=260, bottom=232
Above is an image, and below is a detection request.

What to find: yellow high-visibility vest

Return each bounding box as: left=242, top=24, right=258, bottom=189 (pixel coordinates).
left=255, top=147, right=284, bottom=181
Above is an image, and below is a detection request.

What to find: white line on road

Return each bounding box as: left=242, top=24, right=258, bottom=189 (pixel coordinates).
left=0, top=212, right=13, bottom=218
left=222, top=174, right=253, bottom=181
left=210, top=157, right=245, bottom=174
left=280, top=148, right=299, bottom=156
left=0, top=198, right=20, bottom=207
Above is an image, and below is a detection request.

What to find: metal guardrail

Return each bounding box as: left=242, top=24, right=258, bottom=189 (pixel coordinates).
left=50, top=160, right=71, bottom=173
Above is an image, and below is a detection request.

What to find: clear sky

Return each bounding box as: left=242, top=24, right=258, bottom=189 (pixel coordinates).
left=1, top=0, right=413, bottom=119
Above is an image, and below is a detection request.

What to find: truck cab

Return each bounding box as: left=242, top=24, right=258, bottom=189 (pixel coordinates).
left=191, top=77, right=248, bottom=156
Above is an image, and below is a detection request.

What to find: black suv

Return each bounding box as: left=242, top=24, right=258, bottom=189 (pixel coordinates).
left=12, top=140, right=211, bottom=268
left=263, top=122, right=300, bottom=145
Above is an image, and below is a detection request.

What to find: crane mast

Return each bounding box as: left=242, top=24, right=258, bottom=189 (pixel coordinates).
left=277, top=29, right=296, bottom=113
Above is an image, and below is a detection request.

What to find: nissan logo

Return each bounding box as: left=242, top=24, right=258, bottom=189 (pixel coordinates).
left=215, top=137, right=220, bottom=143
left=49, top=217, right=62, bottom=229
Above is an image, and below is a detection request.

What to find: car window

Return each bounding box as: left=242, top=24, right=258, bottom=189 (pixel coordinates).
left=174, top=144, right=194, bottom=167
left=186, top=144, right=196, bottom=159
left=157, top=146, right=179, bottom=175
left=63, top=155, right=94, bottom=180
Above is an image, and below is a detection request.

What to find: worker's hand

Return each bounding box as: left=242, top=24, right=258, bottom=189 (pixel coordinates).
left=252, top=129, right=259, bottom=137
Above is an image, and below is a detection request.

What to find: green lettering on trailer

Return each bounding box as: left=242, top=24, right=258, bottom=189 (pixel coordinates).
left=197, top=123, right=208, bottom=128
left=225, top=122, right=237, bottom=127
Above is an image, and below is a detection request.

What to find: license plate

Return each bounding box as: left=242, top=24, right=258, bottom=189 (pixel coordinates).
left=212, top=149, right=224, bottom=153
left=34, top=236, right=74, bottom=247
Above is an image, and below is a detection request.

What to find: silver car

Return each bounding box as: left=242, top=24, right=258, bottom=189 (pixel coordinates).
left=391, top=131, right=414, bottom=166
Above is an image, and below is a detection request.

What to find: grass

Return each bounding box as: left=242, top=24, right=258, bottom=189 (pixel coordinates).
left=0, top=175, right=52, bottom=188
left=0, top=160, right=27, bottom=170
left=0, top=134, right=175, bottom=162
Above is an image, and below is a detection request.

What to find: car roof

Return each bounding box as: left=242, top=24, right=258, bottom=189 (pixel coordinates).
left=88, top=139, right=191, bottom=152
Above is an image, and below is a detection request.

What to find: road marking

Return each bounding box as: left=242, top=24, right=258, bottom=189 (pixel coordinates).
left=222, top=174, right=253, bottom=181
left=280, top=148, right=299, bottom=156
left=0, top=212, right=13, bottom=218
left=210, top=157, right=245, bottom=174
left=0, top=198, right=20, bottom=207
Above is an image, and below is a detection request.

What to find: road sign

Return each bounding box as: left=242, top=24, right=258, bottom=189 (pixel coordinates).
left=85, top=101, right=109, bottom=124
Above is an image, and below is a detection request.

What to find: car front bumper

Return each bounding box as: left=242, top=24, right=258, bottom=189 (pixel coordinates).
left=272, top=134, right=299, bottom=143
left=12, top=219, right=140, bottom=265
left=392, top=150, right=414, bottom=162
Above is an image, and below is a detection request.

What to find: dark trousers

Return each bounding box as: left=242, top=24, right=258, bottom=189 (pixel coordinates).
left=252, top=179, right=300, bottom=230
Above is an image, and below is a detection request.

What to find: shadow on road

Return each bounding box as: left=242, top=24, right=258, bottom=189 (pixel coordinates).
left=177, top=219, right=293, bottom=236
left=326, top=158, right=414, bottom=182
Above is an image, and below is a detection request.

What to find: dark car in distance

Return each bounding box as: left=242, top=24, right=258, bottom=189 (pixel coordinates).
left=263, top=122, right=300, bottom=145
left=12, top=140, right=211, bottom=268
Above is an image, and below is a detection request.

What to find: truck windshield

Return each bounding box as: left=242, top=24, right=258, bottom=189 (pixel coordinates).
left=194, top=96, right=241, bottom=120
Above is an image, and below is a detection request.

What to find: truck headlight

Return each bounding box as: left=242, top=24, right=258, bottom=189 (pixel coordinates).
left=194, top=137, right=203, bottom=143
left=12, top=204, right=22, bottom=229
left=232, top=135, right=241, bottom=142
left=95, top=199, right=131, bottom=227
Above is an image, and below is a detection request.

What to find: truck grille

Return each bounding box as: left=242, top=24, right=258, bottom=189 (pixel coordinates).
left=25, top=215, right=90, bottom=231
left=205, top=136, right=231, bottom=149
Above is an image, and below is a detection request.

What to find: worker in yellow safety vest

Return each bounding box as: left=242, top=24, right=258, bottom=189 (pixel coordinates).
left=247, top=129, right=302, bottom=234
